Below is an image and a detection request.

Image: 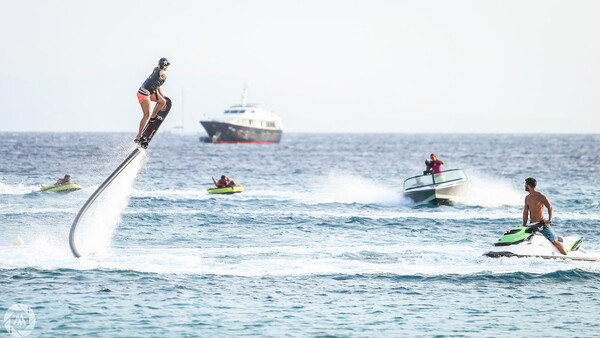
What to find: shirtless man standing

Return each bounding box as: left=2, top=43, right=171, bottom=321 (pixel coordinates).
left=523, top=177, right=567, bottom=255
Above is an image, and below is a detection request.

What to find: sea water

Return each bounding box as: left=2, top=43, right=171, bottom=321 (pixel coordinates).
left=1, top=132, right=599, bottom=336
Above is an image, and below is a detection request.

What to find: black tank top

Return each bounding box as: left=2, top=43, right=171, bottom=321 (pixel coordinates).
left=141, top=68, right=166, bottom=94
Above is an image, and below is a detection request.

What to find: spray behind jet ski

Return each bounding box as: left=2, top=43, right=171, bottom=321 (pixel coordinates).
left=484, top=221, right=600, bottom=261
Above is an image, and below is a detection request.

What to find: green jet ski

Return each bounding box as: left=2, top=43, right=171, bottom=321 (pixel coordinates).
left=484, top=222, right=600, bottom=261
left=40, top=183, right=82, bottom=193
left=207, top=184, right=244, bottom=194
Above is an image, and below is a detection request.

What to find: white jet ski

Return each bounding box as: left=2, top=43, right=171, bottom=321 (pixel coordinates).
left=484, top=222, right=600, bottom=261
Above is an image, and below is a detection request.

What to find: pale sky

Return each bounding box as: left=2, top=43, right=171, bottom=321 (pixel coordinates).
left=1, top=0, right=599, bottom=133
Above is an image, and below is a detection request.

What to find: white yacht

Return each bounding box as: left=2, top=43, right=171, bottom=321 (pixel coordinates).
left=200, top=86, right=282, bottom=143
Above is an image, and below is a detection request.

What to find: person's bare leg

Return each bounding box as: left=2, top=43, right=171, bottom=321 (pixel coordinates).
left=137, top=100, right=151, bottom=139
left=150, top=94, right=166, bottom=119
left=552, top=240, right=567, bottom=255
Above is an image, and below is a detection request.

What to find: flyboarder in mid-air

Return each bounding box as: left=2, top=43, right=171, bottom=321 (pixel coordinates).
left=135, top=57, right=170, bottom=144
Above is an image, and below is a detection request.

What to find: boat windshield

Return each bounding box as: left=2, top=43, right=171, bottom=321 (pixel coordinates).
left=403, top=169, right=467, bottom=190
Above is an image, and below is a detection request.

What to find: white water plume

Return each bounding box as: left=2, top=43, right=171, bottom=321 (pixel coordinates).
left=0, top=180, right=39, bottom=195
left=72, top=150, right=147, bottom=257
left=460, top=170, right=525, bottom=208
left=313, top=171, right=410, bottom=206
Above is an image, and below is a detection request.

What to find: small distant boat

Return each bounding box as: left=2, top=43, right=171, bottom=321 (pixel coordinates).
left=403, top=169, right=469, bottom=205
left=40, top=183, right=82, bottom=193
left=199, top=85, right=282, bottom=144
left=207, top=185, right=245, bottom=194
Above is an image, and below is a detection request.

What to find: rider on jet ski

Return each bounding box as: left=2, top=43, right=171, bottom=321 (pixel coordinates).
left=523, top=177, right=567, bottom=255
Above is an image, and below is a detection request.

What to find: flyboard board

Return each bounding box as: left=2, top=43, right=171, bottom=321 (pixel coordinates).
left=68, top=98, right=172, bottom=258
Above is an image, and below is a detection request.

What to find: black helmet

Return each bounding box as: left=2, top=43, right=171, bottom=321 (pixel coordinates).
left=221, top=175, right=226, bottom=180
left=158, top=58, right=171, bottom=67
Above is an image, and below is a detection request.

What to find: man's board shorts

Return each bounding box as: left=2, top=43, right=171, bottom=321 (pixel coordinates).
left=539, top=223, right=556, bottom=242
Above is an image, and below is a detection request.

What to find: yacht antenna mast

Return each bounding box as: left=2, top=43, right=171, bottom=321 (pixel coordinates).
left=241, top=83, right=248, bottom=107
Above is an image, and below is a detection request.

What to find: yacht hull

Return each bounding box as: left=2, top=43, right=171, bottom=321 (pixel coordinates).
left=200, top=121, right=282, bottom=143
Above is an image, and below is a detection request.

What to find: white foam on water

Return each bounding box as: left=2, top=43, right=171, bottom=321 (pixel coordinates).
left=2, top=241, right=599, bottom=277
left=0, top=180, right=40, bottom=195
left=289, top=171, right=411, bottom=206
left=71, top=150, right=147, bottom=257
left=130, top=188, right=211, bottom=200
left=460, top=170, right=525, bottom=207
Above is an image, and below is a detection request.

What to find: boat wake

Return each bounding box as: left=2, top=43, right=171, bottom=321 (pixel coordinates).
left=459, top=170, right=524, bottom=207
left=2, top=242, right=600, bottom=277
left=0, top=181, right=42, bottom=195
left=305, top=171, right=411, bottom=206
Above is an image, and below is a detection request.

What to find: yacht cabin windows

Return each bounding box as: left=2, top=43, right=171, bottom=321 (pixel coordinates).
left=233, top=118, right=278, bottom=128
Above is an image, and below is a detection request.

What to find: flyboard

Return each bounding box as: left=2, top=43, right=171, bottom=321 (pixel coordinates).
left=68, top=98, right=172, bottom=258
